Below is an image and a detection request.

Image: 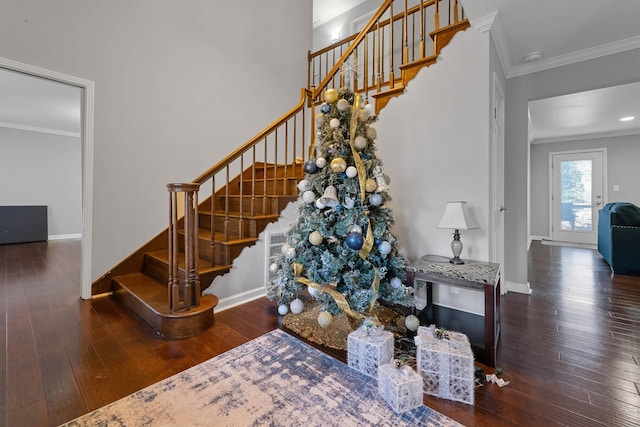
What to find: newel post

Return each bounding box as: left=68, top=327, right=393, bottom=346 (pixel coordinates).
left=167, top=182, right=201, bottom=312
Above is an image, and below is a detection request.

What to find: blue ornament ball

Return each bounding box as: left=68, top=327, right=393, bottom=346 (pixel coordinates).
left=369, top=193, right=383, bottom=206
left=378, top=241, right=392, bottom=255
left=322, top=268, right=331, bottom=278
left=390, top=277, right=402, bottom=289
left=304, top=160, right=319, bottom=174
left=346, top=231, right=364, bottom=250
left=339, top=172, right=346, bottom=180
left=374, top=237, right=381, bottom=245
left=320, top=102, right=331, bottom=114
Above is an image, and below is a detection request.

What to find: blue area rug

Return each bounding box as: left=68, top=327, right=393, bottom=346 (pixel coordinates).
left=61, top=329, right=461, bottom=426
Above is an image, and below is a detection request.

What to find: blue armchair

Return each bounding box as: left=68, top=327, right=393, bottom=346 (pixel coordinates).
left=597, top=202, right=640, bottom=275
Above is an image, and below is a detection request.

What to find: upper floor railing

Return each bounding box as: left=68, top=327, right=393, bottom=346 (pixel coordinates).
left=308, top=0, right=466, bottom=104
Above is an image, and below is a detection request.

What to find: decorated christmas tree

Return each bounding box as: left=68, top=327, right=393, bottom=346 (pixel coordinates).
left=266, top=86, right=414, bottom=337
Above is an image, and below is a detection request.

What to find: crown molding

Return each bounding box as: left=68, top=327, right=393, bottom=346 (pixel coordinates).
left=508, top=35, right=640, bottom=78
left=469, top=11, right=512, bottom=81
left=0, top=122, right=81, bottom=138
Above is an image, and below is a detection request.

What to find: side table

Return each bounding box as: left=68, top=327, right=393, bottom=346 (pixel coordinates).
left=406, top=255, right=501, bottom=367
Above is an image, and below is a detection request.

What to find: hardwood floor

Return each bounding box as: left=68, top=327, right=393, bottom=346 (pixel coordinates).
left=1, top=239, right=639, bottom=426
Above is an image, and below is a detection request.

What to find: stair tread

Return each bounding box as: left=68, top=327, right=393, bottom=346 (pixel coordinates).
left=146, top=249, right=232, bottom=272
left=114, top=272, right=219, bottom=317
left=193, top=228, right=259, bottom=246
left=200, top=211, right=283, bottom=220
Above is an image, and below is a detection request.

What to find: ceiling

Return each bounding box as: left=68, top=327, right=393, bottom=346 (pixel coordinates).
left=1, top=1, right=639, bottom=141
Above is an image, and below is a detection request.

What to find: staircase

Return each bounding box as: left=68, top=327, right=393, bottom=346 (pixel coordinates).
left=91, top=0, right=469, bottom=339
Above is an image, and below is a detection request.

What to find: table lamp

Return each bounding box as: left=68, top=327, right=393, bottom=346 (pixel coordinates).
left=437, top=201, right=478, bottom=265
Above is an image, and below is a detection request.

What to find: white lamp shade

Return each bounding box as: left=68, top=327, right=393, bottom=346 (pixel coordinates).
left=437, top=201, right=479, bottom=230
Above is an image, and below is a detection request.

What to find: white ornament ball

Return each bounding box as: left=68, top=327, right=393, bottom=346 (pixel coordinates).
left=290, top=298, right=304, bottom=314
left=316, top=157, right=327, bottom=168
left=302, top=190, right=316, bottom=203
left=337, top=98, right=350, bottom=111
left=358, top=109, right=369, bottom=122
left=366, top=126, right=377, bottom=139
left=269, top=262, right=279, bottom=274
left=390, top=277, right=402, bottom=289
left=315, top=114, right=325, bottom=125
left=348, top=224, right=363, bottom=234
left=405, top=314, right=420, bottom=332
left=309, top=230, right=323, bottom=246
left=284, top=246, right=296, bottom=259
left=346, top=166, right=358, bottom=178
left=315, top=199, right=326, bottom=209
left=317, top=311, right=333, bottom=328
left=364, top=103, right=375, bottom=115
left=281, top=243, right=291, bottom=254
left=378, top=241, right=392, bottom=255
left=278, top=304, right=289, bottom=316
left=329, top=118, right=341, bottom=129
left=308, top=286, right=319, bottom=297
left=354, top=136, right=367, bottom=150
left=297, top=179, right=310, bottom=191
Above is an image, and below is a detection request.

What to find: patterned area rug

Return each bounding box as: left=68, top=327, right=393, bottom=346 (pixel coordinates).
left=61, top=329, right=462, bottom=427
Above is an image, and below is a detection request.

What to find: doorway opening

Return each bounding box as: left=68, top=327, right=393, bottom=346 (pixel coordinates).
left=0, top=57, right=95, bottom=299
left=549, top=149, right=606, bottom=245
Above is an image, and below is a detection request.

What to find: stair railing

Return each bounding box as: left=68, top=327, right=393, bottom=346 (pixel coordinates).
left=308, top=0, right=466, bottom=105
left=167, top=182, right=201, bottom=311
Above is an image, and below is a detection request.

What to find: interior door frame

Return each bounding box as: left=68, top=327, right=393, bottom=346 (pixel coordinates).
left=490, top=71, right=505, bottom=293
left=1, top=57, right=95, bottom=299
left=548, top=148, right=607, bottom=244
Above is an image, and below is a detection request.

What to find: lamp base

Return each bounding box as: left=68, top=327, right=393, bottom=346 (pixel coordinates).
left=450, top=229, right=465, bottom=265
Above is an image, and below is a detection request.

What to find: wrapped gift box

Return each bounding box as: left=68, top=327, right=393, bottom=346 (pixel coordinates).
left=414, top=325, right=474, bottom=405
left=378, top=363, right=424, bottom=413
left=347, top=326, right=394, bottom=378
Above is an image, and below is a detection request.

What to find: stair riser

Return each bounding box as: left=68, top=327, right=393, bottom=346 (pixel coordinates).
left=213, top=216, right=277, bottom=239
left=200, top=197, right=281, bottom=221
left=246, top=164, right=305, bottom=180
left=224, top=179, right=299, bottom=196
left=213, top=240, right=255, bottom=266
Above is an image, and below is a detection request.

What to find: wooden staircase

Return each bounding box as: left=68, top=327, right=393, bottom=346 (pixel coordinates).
left=92, top=0, right=469, bottom=339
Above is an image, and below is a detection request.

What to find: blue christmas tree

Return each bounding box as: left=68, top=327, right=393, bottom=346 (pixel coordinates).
left=267, top=86, right=414, bottom=330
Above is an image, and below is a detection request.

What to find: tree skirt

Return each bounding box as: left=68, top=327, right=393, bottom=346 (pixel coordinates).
left=60, top=329, right=461, bottom=427
left=282, top=301, right=408, bottom=351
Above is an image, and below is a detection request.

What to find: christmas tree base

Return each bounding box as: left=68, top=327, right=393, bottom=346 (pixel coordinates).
left=282, top=300, right=408, bottom=351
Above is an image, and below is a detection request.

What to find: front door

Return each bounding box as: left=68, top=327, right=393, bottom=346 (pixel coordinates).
left=550, top=150, right=606, bottom=245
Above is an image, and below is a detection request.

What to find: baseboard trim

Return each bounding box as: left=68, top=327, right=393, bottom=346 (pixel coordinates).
left=213, top=287, right=266, bottom=312
left=49, top=233, right=82, bottom=240
left=505, top=280, right=532, bottom=295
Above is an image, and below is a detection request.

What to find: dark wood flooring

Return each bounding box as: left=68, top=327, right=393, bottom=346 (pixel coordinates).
left=1, top=239, right=639, bottom=426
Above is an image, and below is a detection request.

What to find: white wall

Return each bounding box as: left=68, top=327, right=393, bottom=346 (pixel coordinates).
left=530, top=133, right=640, bottom=238
left=376, top=28, right=491, bottom=312
left=0, top=127, right=82, bottom=237
left=505, top=48, right=640, bottom=286
left=0, top=0, right=312, bottom=285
